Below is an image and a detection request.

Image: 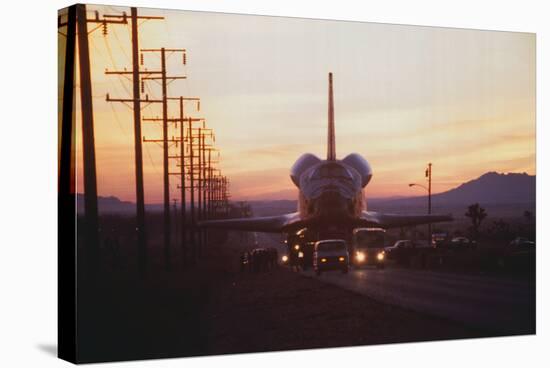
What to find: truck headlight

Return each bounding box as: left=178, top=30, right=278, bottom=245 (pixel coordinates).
left=356, top=251, right=366, bottom=262
left=377, top=252, right=385, bottom=261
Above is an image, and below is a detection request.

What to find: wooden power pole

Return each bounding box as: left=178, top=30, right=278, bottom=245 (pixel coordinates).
left=73, top=4, right=141, bottom=278
left=76, top=4, right=100, bottom=278
left=103, top=7, right=163, bottom=278
left=140, top=47, right=187, bottom=271
left=172, top=97, right=200, bottom=267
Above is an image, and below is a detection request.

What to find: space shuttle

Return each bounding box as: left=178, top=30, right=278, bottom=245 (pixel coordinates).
left=200, top=73, right=452, bottom=237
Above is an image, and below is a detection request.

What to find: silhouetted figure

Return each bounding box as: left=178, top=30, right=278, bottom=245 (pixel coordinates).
left=247, top=248, right=273, bottom=273
left=267, top=247, right=278, bottom=269
left=239, top=252, right=246, bottom=272
left=289, top=250, right=300, bottom=272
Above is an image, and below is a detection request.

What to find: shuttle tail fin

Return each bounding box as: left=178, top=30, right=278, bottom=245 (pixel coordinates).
left=327, top=72, right=336, bottom=161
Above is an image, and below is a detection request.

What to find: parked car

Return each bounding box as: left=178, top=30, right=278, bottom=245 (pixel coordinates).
left=385, top=239, right=413, bottom=253
left=450, top=236, right=477, bottom=250
left=313, top=239, right=349, bottom=276
left=431, top=232, right=449, bottom=247
left=509, top=237, right=535, bottom=248
left=384, top=239, right=416, bottom=262
left=494, top=237, right=536, bottom=271
left=413, top=239, right=432, bottom=249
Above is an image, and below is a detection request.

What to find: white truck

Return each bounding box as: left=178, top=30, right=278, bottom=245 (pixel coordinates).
left=313, top=239, right=350, bottom=276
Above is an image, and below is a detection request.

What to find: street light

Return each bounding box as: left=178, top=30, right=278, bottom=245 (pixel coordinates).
left=408, top=163, right=432, bottom=244
left=408, top=182, right=431, bottom=215
left=408, top=183, right=428, bottom=192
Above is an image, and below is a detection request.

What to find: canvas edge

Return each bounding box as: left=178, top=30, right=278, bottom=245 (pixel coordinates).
left=58, top=3, right=78, bottom=364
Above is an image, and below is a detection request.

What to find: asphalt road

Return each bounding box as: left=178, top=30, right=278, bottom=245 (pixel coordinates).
left=302, top=266, right=535, bottom=334
left=254, top=232, right=535, bottom=334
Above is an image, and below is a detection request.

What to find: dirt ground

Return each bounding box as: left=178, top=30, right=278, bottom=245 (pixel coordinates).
left=76, top=236, right=492, bottom=363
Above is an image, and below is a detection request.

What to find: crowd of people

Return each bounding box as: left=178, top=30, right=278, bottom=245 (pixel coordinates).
left=240, top=247, right=279, bottom=273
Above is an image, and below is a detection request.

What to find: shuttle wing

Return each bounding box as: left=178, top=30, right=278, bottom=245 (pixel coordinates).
left=199, top=212, right=304, bottom=233
left=360, top=211, right=453, bottom=229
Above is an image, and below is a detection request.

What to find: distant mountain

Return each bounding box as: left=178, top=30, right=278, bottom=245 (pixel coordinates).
left=76, top=172, right=535, bottom=218
left=437, top=171, right=534, bottom=204
left=375, top=172, right=535, bottom=208
left=366, top=172, right=535, bottom=219
left=76, top=194, right=164, bottom=215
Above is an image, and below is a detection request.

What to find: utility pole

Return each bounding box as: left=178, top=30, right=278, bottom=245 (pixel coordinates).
left=207, top=150, right=213, bottom=222
left=130, top=7, right=147, bottom=278
left=204, top=149, right=218, bottom=230
left=139, top=47, right=187, bottom=271
left=58, top=6, right=76, bottom=198
left=202, top=133, right=207, bottom=251
left=103, top=8, right=163, bottom=278
left=173, top=198, right=178, bottom=248
left=144, top=110, right=201, bottom=268
left=187, top=126, right=214, bottom=257
left=205, top=148, right=219, bottom=245
left=188, top=118, right=196, bottom=262
left=212, top=175, right=218, bottom=218
left=173, top=97, right=201, bottom=267
left=76, top=4, right=100, bottom=278
left=225, top=177, right=230, bottom=216
left=212, top=172, right=222, bottom=218
left=178, top=98, right=187, bottom=265
left=160, top=47, right=171, bottom=271
left=180, top=120, right=211, bottom=262
left=426, top=163, right=432, bottom=243
left=73, top=6, right=146, bottom=279
left=214, top=172, right=224, bottom=218
left=218, top=176, right=229, bottom=217
left=198, top=128, right=203, bottom=256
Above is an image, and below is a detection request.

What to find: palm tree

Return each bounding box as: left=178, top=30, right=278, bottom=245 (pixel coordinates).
left=465, top=203, right=487, bottom=239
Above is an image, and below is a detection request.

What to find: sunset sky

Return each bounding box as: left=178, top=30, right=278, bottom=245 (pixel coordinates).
left=60, top=5, right=536, bottom=203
